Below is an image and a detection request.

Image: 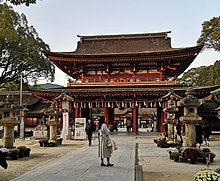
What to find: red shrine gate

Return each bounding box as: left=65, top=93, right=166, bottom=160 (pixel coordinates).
left=31, top=31, right=213, bottom=135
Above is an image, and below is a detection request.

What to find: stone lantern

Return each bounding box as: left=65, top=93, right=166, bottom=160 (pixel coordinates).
left=44, top=102, right=59, bottom=140
left=177, top=88, right=202, bottom=147
left=0, top=94, right=21, bottom=148
left=163, top=98, right=179, bottom=140
left=159, top=89, right=182, bottom=140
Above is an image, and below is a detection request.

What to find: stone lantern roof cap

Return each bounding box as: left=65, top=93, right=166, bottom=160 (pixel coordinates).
left=158, top=88, right=183, bottom=102
left=185, top=87, right=196, bottom=95
left=178, top=88, right=201, bottom=107
left=53, top=92, right=74, bottom=101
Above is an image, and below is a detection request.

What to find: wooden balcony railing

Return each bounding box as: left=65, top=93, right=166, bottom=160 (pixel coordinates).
left=67, top=78, right=176, bottom=87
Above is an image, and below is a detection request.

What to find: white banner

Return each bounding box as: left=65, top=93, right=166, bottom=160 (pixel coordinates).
left=75, top=118, right=86, bottom=140
left=62, top=112, right=69, bottom=135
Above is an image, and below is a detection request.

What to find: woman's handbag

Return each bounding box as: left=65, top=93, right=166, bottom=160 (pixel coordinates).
left=107, top=137, right=113, bottom=148
left=107, top=137, right=118, bottom=150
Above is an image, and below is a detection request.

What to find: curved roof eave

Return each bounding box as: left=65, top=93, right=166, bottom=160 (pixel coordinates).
left=43, top=44, right=203, bottom=60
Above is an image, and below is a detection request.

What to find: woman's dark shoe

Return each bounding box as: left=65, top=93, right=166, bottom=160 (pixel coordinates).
left=107, top=163, right=114, bottom=167
left=100, top=163, right=107, bottom=166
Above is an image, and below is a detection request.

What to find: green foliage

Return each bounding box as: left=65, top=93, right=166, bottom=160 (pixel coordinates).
left=202, top=148, right=211, bottom=153
left=0, top=80, right=29, bottom=91
left=177, top=60, right=220, bottom=86
left=170, top=152, right=180, bottom=158
left=0, top=3, right=55, bottom=86
left=10, top=148, right=19, bottom=154
left=197, top=16, right=220, bottom=52
left=3, top=0, right=37, bottom=6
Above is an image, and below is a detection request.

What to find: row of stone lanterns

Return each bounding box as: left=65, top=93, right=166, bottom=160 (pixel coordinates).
left=160, top=88, right=203, bottom=147
left=0, top=92, right=72, bottom=148
left=0, top=88, right=217, bottom=148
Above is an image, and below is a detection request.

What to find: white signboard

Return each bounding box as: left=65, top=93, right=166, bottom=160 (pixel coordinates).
left=75, top=118, right=86, bottom=140
left=62, top=112, right=69, bottom=135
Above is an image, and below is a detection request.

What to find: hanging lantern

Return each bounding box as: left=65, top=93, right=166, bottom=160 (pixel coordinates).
left=139, top=102, right=142, bottom=108
left=84, top=102, right=86, bottom=108
left=122, top=102, right=124, bottom=108
left=116, top=102, right=120, bottom=108
left=108, top=102, right=111, bottom=108
left=159, top=102, right=161, bottom=107
left=154, top=101, right=157, bottom=107
left=111, top=102, right=114, bottom=108
left=124, top=102, right=128, bottom=109
left=62, top=101, right=69, bottom=110
left=132, top=102, right=135, bottom=108
left=151, top=102, right=153, bottom=107
left=145, top=101, right=148, bottom=108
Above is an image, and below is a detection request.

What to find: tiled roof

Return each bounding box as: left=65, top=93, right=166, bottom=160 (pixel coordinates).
left=75, top=31, right=172, bottom=55
left=27, top=102, right=50, bottom=115
left=0, top=91, right=40, bottom=106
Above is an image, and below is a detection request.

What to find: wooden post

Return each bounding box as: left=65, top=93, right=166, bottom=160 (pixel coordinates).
left=132, top=107, right=138, bottom=135
left=104, top=107, right=109, bottom=125
left=75, top=108, right=79, bottom=118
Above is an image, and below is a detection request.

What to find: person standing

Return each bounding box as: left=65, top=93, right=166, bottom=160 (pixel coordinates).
left=203, top=123, right=211, bottom=146
left=164, top=122, right=168, bottom=139
left=196, top=124, right=203, bottom=146
left=85, top=119, right=95, bottom=146
left=176, top=120, right=183, bottom=144
left=98, top=116, right=114, bottom=166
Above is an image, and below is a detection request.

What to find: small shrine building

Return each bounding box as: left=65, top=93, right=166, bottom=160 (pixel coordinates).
left=31, top=31, right=219, bottom=134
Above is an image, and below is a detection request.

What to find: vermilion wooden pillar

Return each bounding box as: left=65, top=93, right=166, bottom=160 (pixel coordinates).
left=79, top=108, right=83, bottom=118
left=157, top=107, right=164, bottom=133
left=132, top=107, right=138, bottom=135
left=104, top=107, right=109, bottom=125
left=75, top=108, right=79, bottom=118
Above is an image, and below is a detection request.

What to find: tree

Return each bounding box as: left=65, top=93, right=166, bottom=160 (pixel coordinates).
left=0, top=0, right=37, bottom=6
left=197, top=16, right=220, bottom=52
left=0, top=3, right=55, bottom=86
left=177, top=60, right=220, bottom=86
left=179, top=17, right=220, bottom=87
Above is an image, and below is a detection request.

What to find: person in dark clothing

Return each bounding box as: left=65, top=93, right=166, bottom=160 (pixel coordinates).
left=85, top=119, right=95, bottom=146
left=203, top=124, right=211, bottom=146
left=0, top=149, right=8, bottom=169
left=176, top=120, right=183, bottom=144
left=113, top=121, right=118, bottom=132
left=196, top=124, right=203, bottom=146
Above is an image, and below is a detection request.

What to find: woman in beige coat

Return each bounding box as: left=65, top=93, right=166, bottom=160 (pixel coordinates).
left=98, top=116, right=114, bottom=166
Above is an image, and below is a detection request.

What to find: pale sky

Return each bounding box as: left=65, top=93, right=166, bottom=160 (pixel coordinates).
left=9, top=0, right=220, bottom=86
